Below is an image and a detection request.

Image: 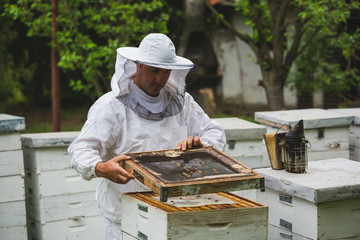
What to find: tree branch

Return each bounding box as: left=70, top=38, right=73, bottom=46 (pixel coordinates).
left=64, top=0, right=78, bottom=31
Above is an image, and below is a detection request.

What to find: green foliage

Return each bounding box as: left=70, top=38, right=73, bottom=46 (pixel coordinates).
left=0, top=0, right=37, bottom=111
left=3, top=0, right=175, bottom=99
left=290, top=28, right=360, bottom=97
left=232, top=0, right=360, bottom=100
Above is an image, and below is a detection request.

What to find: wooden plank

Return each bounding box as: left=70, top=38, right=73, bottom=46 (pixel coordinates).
left=0, top=175, right=25, bottom=202
left=124, top=147, right=264, bottom=201
left=0, top=200, right=26, bottom=228
left=0, top=133, right=22, bottom=151
left=0, top=225, right=27, bottom=240
left=0, top=150, right=24, bottom=177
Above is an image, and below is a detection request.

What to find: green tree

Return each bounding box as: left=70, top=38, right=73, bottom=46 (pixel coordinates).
left=4, top=0, right=177, bottom=100
left=0, top=0, right=37, bottom=111
left=204, top=0, right=360, bottom=110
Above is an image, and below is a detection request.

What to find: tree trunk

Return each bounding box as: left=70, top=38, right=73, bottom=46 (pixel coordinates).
left=262, top=69, right=285, bottom=110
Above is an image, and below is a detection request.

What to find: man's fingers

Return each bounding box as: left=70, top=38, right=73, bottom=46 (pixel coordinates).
left=187, top=136, right=193, bottom=149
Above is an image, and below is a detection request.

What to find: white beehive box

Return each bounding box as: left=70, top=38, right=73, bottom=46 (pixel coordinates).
left=121, top=192, right=268, bottom=240
left=328, top=108, right=360, bottom=161
left=21, top=132, right=102, bottom=240
left=213, top=117, right=268, bottom=169
left=27, top=215, right=103, bottom=240
left=256, top=158, right=360, bottom=240
left=255, top=108, right=354, bottom=161
left=0, top=114, right=27, bottom=240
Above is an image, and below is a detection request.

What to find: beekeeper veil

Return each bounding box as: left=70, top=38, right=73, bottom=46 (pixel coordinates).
left=110, top=33, right=195, bottom=120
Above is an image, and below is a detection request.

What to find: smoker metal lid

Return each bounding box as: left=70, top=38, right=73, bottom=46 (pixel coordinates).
left=124, top=146, right=264, bottom=202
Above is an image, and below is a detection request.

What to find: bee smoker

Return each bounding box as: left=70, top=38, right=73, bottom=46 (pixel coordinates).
left=280, top=120, right=310, bottom=173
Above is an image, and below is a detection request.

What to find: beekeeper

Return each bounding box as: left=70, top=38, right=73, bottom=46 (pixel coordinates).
left=68, top=33, right=226, bottom=239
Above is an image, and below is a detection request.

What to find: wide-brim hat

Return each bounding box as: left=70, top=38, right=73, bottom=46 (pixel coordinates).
left=117, top=33, right=194, bottom=70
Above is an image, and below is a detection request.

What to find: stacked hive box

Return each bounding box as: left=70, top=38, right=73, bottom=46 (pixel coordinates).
left=213, top=117, right=268, bottom=201
left=255, top=158, right=360, bottom=240
left=328, top=108, right=360, bottom=161
left=121, top=192, right=269, bottom=240
left=21, top=132, right=103, bottom=240
left=213, top=117, right=268, bottom=169
left=0, top=114, right=27, bottom=239
left=255, top=108, right=354, bottom=161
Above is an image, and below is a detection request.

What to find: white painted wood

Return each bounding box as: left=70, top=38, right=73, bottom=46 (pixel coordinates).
left=255, top=108, right=354, bottom=129
left=22, top=146, right=72, bottom=172
left=0, top=175, right=25, bottom=202
left=0, top=149, right=24, bottom=176
left=223, top=140, right=263, bottom=157
left=212, top=117, right=267, bottom=168
left=257, top=188, right=360, bottom=239
left=26, top=191, right=100, bottom=223
left=0, top=114, right=25, bottom=133
left=25, top=168, right=98, bottom=198
left=350, top=125, right=360, bottom=147
left=121, top=193, right=268, bottom=240
left=122, top=231, right=139, bottom=240
left=350, top=145, right=360, bottom=161
left=328, top=108, right=360, bottom=126
left=0, top=225, right=27, bottom=240
left=27, top=215, right=103, bottom=240
left=0, top=132, right=22, bottom=151
left=255, top=158, right=360, bottom=203
left=268, top=224, right=312, bottom=240
left=0, top=200, right=26, bottom=228
left=213, top=117, right=267, bottom=140
left=21, top=131, right=79, bottom=148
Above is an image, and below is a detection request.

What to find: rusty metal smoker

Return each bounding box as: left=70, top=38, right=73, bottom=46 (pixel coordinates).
left=265, top=120, right=310, bottom=173
left=281, top=120, right=309, bottom=173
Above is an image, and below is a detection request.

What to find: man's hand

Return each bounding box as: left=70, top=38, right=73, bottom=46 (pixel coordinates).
left=177, top=136, right=204, bottom=151
left=95, top=155, right=134, bottom=184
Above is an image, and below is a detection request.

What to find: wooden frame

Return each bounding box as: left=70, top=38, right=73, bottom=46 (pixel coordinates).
left=124, top=147, right=264, bottom=202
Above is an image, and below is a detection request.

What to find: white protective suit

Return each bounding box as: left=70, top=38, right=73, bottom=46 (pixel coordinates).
left=68, top=33, right=226, bottom=223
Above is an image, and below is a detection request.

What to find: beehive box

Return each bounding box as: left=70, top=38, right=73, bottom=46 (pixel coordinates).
left=255, top=108, right=354, bottom=161
left=213, top=117, right=268, bottom=169
left=328, top=108, right=360, bottom=161
left=27, top=215, right=103, bottom=240
left=121, top=191, right=268, bottom=240
left=21, top=132, right=102, bottom=240
left=124, top=147, right=264, bottom=202
left=0, top=114, right=27, bottom=240
left=256, top=158, right=360, bottom=240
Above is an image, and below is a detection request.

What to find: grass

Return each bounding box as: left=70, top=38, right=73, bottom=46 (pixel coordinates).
left=5, top=101, right=258, bottom=133
left=6, top=105, right=89, bottom=133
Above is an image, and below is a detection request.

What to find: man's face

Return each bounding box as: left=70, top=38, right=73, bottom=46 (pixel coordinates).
left=134, top=64, right=172, bottom=97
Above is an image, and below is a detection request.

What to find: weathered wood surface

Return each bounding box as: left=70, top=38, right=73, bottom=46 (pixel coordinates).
left=21, top=131, right=79, bottom=148
left=0, top=225, right=27, bottom=240
left=124, top=147, right=264, bottom=200
left=0, top=114, right=25, bottom=133
left=27, top=191, right=100, bottom=224
left=0, top=132, right=22, bottom=151
left=25, top=168, right=98, bottom=198
left=0, top=175, right=25, bottom=202
left=255, top=158, right=360, bottom=203
left=22, top=146, right=71, bottom=173
left=255, top=108, right=353, bottom=129
left=258, top=188, right=360, bottom=240
left=213, top=117, right=266, bottom=140
left=0, top=150, right=24, bottom=177
left=328, top=108, right=360, bottom=126
left=122, top=192, right=268, bottom=240
left=28, top=215, right=103, bottom=240
left=0, top=200, right=26, bottom=228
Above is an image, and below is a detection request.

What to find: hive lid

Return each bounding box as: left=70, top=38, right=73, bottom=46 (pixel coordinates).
left=213, top=117, right=267, bottom=140
left=256, top=158, right=360, bottom=203
left=255, top=108, right=354, bottom=129
left=124, top=146, right=264, bottom=202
